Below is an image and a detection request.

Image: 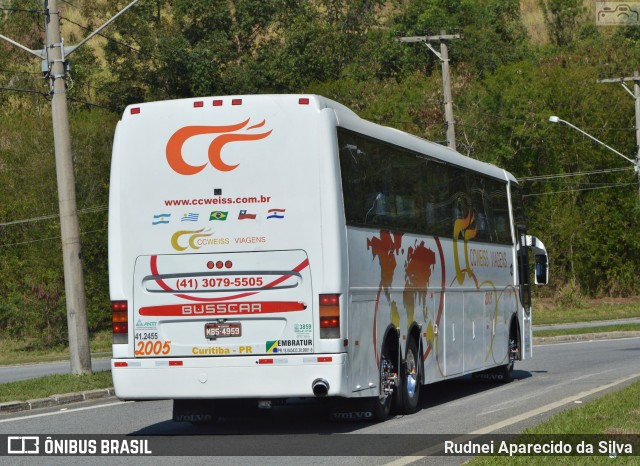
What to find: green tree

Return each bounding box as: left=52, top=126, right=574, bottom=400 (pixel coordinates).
left=539, top=0, right=586, bottom=46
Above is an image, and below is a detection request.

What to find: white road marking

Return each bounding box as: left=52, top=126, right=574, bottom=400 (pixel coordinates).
left=382, top=372, right=640, bottom=466
left=0, top=401, right=131, bottom=423
left=470, top=372, right=640, bottom=434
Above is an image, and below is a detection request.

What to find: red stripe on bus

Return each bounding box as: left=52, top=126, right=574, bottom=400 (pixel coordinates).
left=148, top=256, right=310, bottom=303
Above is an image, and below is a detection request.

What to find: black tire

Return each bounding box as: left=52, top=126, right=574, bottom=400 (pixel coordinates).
left=369, top=343, right=396, bottom=421
left=497, top=336, right=517, bottom=383
left=400, top=338, right=421, bottom=414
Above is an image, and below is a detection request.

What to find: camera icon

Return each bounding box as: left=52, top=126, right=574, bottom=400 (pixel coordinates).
left=7, top=436, right=40, bottom=455
left=596, top=2, right=640, bottom=26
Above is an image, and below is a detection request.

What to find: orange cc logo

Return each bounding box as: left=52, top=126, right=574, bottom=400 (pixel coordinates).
left=166, top=119, right=272, bottom=175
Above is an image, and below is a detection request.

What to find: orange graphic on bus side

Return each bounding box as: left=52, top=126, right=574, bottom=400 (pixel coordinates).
left=166, top=119, right=272, bottom=175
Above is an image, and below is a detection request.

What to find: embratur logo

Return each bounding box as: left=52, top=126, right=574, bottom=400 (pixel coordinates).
left=266, top=340, right=279, bottom=353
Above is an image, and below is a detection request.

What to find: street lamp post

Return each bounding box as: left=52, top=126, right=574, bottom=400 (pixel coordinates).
left=548, top=115, right=640, bottom=198
left=548, top=116, right=637, bottom=166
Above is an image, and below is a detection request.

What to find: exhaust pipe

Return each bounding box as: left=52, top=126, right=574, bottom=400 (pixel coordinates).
left=312, top=378, right=330, bottom=397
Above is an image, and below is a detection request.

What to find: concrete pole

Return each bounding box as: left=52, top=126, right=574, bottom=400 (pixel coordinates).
left=634, top=70, right=640, bottom=198
left=439, top=30, right=456, bottom=151
left=45, top=0, right=92, bottom=375
left=597, top=70, right=640, bottom=198
left=398, top=32, right=460, bottom=151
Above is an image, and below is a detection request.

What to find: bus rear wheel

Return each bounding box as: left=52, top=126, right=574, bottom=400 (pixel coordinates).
left=369, top=343, right=397, bottom=421
left=400, top=338, right=421, bottom=414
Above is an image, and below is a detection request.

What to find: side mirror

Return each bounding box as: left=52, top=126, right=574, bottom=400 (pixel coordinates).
left=534, top=254, right=548, bottom=285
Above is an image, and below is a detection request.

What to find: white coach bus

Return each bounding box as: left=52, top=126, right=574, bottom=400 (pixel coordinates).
left=109, top=94, right=548, bottom=422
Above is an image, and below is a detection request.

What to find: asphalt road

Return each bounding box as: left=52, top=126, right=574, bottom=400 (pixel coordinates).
left=0, top=358, right=111, bottom=383
left=1, top=336, right=639, bottom=465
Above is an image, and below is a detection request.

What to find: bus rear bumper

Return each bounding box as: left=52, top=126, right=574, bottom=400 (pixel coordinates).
left=112, top=353, right=349, bottom=400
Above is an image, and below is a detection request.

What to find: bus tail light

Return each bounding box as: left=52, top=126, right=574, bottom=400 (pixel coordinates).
left=112, top=301, right=128, bottom=344
left=319, top=294, right=340, bottom=339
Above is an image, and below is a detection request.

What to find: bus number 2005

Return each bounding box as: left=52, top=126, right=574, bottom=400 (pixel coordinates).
left=135, top=340, right=171, bottom=356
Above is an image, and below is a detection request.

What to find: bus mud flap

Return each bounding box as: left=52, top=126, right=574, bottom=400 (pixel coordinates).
left=329, top=398, right=376, bottom=422
left=172, top=399, right=218, bottom=424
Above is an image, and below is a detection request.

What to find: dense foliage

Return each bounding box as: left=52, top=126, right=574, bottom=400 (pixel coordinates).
left=1, top=0, right=639, bottom=345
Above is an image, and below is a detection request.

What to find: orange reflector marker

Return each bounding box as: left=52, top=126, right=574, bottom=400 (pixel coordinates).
left=169, top=361, right=183, bottom=366
left=258, top=359, right=273, bottom=365
left=130, top=107, right=140, bottom=115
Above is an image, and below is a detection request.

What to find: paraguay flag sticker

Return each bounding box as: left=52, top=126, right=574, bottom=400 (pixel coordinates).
left=267, top=208, right=285, bottom=219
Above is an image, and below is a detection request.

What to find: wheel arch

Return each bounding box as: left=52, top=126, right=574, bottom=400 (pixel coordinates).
left=508, top=314, right=521, bottom=361
left=380, top=324, right=400, bottom=369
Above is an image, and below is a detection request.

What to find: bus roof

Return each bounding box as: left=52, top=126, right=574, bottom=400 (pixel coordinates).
left=121, top=94, right=517, bottom=184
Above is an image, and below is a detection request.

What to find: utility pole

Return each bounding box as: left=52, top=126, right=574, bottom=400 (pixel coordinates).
left=399, top=30, right=461, bottom=151
left=0, top=0, right=141, bottom=375
left=597, top=70, right=640, bottom=198
left=46, top=0, right=91, bottom=375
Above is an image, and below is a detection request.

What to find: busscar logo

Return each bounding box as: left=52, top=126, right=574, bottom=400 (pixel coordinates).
left=8, top=436, right=39, bottom=454
left=166, top=119, right=273, bottom=175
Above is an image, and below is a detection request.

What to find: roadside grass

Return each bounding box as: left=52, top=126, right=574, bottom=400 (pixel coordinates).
left=470, top=380, right=640, bottom=465
left=533, top=324, right=640, bottom=338
left=0, top=371, right=113, bottom=403
left=0, top=330, right=111, bottom=366
left=534, top=301, right=640, bottom=326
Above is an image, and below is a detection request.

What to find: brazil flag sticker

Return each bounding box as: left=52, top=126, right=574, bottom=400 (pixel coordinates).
left=210, top=211, right=228, bottom=221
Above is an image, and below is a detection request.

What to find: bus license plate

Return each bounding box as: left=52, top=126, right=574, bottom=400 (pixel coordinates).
left=205, top=322, right=241, bottom=339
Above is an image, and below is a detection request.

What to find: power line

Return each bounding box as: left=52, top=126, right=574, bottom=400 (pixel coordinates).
left=0, top=68, right=42, bottom=76
left=0, top=7, right=42, bottom=13
left=61, top=16, right=142, bottom=55
left=0, top=205, right=107, bottom=227
left=519, top=167, right=634, bottom=181
left=531, top=179, right=633, bottom=186
left=0, top=228, right=106, bottom=248
left=0, top=86, right=47, bottom=96
left=524, top=182, right=636, bottom=197
left=60, top=0, right=79, bottom=8
left=67, top=96, right=115, bottom=111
